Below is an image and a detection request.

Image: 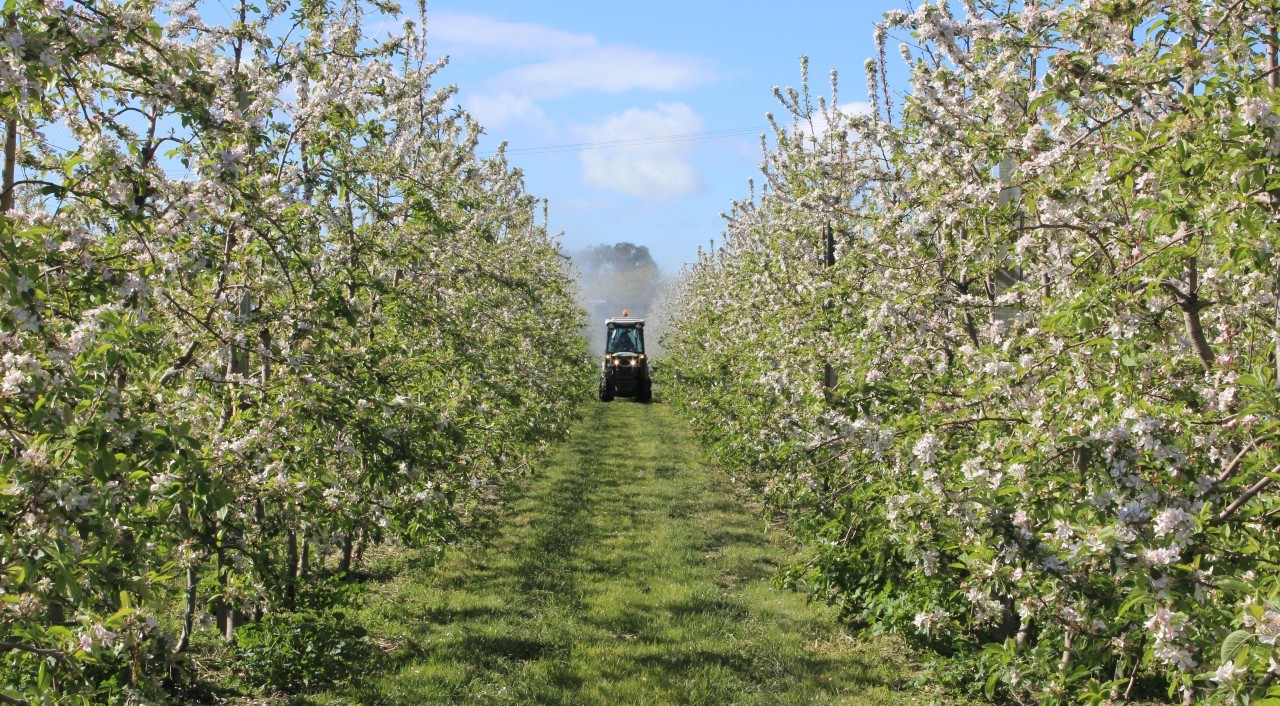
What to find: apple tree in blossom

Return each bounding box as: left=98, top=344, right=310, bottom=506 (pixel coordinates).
left=662, top=1, right=1280, bottom=702
left=0, top=0, right=590, bottom=702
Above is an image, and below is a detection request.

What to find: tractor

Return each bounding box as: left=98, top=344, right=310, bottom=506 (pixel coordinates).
left=599, top=312, right=651, bottom=403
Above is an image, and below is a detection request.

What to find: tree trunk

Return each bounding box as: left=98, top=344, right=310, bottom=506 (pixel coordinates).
left=962, top=310, right=980, bottom=347
left=1015, top=617, right=1034, bottom=647
left=225, top=608, right=239, bottom=642
left=1182, top=298, right=1215, bottom=372
left=214, top=596, right=229, bottom=638
left=339, top=534, right=354, bottom=574
left=1177, top=255, right=1215, bottom=373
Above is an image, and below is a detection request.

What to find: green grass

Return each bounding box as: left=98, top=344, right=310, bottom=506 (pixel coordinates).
left=301, top=401, right=958, bottom=705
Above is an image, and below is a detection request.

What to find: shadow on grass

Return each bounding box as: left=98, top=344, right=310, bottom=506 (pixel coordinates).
left=295, top=403, right=915, bottom=706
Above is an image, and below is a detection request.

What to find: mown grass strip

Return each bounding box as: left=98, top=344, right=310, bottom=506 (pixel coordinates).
left=302, top=401, right=957, bottom=705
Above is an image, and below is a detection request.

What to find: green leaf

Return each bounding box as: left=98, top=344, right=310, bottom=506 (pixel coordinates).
left=1117, top=590, right=1149, bottom=617
left=63, top=155, right=85, bottom=177
left=985, top=670, right=1001, bottom=698
left=1216, top=577, right=1251, bottom=594
left=1221, top=630, right=1252, bottom=663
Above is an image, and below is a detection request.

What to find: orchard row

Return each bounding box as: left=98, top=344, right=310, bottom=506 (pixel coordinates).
left=662, top=2, right=1280, bottom=703
left=0, top=0, right=590, bottom=702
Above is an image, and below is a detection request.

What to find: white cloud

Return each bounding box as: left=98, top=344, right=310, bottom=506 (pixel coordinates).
left=430, top=12, right=598, bottom=54
left=435, top=13, right=715, bottom=134
left=464, top=92, right=549, bottom=131
left=492, top=47, right=714, bottom=99
left=578, top=103, right=706, bottom=201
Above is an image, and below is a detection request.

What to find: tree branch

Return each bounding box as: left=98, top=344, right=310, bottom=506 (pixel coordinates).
left=1212, top=463, right=1280, bottom=526
left=1217, top=441, right=1258, bottom=485
left=0, top=640, right=67, bottom=662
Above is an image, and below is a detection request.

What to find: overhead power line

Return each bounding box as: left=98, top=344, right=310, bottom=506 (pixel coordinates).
left=24, top=124, right=770, bottom=180
left=488, top=127, right=768, bottom=157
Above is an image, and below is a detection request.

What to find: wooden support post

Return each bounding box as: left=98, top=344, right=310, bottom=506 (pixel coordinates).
left=0, top=13, right=13, bottom=216
left=285, top=530, right=298, bottom=608
left=175, top=565, right=198, bottom=653
left=1269, top=21, right=1280, bottom=386
left=1, top=119, right=14, bottom=215
left=822, top=222, right=837, bottom=395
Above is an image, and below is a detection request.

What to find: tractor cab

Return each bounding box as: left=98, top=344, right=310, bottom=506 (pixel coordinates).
left=599, top=312, right=651, bottom=403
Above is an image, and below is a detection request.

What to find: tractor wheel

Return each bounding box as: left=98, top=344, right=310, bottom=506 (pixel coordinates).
left=599, top=376, right=614, bottom=402
left=636, top=379, right=652, bottom=404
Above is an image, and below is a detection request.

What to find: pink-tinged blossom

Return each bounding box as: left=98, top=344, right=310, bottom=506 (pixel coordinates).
left=1145, top=607, right=1196, bottom=670
left=1155, top=645, right=1197, bottom=671
left=1, top=369, right=27, bottom=394
left=1213, top=662, right=1246, bottom=683
left=1247, top=610, right=1280, bottom=646
left=967, top=588, right=1005, bottom=624
left=1143, top=546, right=1181, bottom=567
left=920, top=548, right=939, bottom=576
left=912, top=433, right=941, bottom=466
left=913, top=609, right=950, bottom=636
left=1241, top=97, right=1273, bottom=127
left=1152, top=507, right=1193, bottom=543
left=3, top=29, right=24, bottom=52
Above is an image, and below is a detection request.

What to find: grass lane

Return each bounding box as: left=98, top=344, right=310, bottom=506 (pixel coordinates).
left=305, top=401, right=953, bottom=705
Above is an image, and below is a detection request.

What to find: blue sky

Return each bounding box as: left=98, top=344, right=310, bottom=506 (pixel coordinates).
left=421, top=1, right=910, bottom=273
